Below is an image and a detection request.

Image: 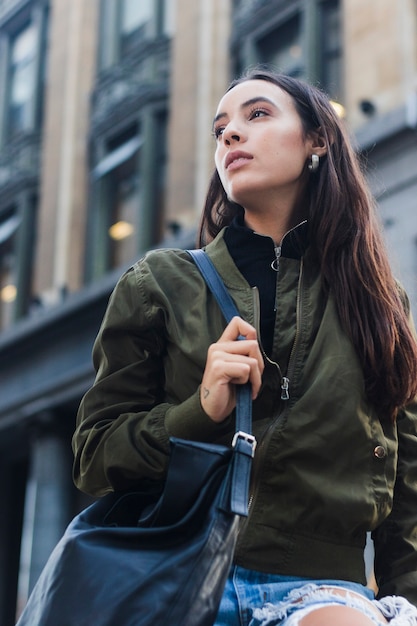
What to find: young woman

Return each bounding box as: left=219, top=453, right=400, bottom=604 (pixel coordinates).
left=73, top=69, right=417, bottom=625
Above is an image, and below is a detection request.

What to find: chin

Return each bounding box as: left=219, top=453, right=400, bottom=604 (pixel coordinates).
left=227, top=189, right=261, bottom=209
left=226, top=183, right=254, bottom=202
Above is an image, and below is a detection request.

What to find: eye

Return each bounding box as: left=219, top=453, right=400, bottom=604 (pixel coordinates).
left=212, top=126, right=225, bottom=140
left=249, top=107, right=269, bottom=120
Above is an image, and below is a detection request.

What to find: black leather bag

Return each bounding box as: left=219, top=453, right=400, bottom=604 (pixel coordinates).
left=16, top=249, right=255, bottom=626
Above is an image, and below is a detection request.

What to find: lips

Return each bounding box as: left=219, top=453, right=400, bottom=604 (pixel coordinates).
left=225, top=150, right=253, bottom=170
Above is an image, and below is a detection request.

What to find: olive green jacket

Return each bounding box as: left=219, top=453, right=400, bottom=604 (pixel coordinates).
left=73, top=228, right=417, bottom=605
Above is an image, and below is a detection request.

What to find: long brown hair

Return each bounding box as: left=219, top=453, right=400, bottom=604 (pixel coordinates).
left=199, top=68, right=417, bottom=420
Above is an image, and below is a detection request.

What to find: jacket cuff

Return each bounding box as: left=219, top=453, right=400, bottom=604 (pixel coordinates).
left=377, top=571, right=417, bottom=607
left=164, top=388, right=232, bottom=442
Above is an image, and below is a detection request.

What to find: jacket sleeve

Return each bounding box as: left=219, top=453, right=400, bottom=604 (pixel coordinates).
left=372, top=292, right=417, bottom=606
left=72, top=262, right=227, bottom=497
left=372, top=398, right=417, bottom=606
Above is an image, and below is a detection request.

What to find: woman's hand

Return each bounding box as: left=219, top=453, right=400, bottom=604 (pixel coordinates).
left=200, top=317, right=264, bottom=422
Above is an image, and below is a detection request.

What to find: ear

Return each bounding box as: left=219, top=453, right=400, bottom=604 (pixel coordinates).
left=307, top=127, right=328, bottom=157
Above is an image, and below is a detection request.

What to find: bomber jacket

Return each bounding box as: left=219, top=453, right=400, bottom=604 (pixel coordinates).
left=73, top=222, right=417, bottom=606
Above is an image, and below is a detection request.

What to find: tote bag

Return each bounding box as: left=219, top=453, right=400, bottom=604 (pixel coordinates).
left=16, top=249, right=255, bottom=626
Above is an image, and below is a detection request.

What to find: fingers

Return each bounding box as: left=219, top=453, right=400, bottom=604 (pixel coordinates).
left=219, top=316, right=258, bottom=342
left=200, top=317, right=264, bottom=422
left=206, top=341, right=263, bottom=392
left=218, top=317, right=264, bottom=387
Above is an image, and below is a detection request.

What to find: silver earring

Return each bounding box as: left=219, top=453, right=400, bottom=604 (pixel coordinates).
left=308, top=154, right=320, bottom=172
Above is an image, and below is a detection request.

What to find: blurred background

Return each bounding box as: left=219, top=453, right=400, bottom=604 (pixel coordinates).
left=0, top=0, right=416, bottom=622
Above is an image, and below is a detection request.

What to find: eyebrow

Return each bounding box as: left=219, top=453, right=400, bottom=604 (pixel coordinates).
left=212, top=96, right=278, bottom=128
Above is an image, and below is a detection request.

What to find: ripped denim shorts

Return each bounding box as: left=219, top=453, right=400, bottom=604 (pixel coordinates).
left=215, top=566, right=417, bottom=626
left=252, top=583, right=417, bottom=625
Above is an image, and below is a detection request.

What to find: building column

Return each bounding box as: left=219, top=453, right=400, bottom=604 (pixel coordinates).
left=0, top=456, right=27, bottom=626
left=166, top=0, right=232, bottom=229
left=16, top=420, right=72, bottom=612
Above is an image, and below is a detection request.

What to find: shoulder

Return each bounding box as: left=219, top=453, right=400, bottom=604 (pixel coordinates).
left=126, top=247, right=210, bottom=310
left=132, top=229, right=230, bottom=281
left=130, top=248, right=199, bottom=295
left=136, top=247, right=194, bottom=272
left=105, top=248, right=195, bottom=307
left=112, top=230, right=231, bottom=302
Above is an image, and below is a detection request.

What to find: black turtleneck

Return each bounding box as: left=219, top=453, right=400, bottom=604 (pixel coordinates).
left=224, top=214, right=308, bottom=356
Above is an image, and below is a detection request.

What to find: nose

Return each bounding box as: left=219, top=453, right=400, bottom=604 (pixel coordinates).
left=222, top=120, right=243, bottom=145
left=224, top=132, right=240, bottom=145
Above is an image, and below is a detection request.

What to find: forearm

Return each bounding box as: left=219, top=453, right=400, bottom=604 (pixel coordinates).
left=73, top=388, right=233, bottom=496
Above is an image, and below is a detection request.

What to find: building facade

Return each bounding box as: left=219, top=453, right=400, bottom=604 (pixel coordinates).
left=0, top=0, right=416, bottom=622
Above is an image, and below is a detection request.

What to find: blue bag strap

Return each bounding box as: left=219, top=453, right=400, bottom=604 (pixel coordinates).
left=187, top=249, right=255, bottom=517
left=187, top=249, right=240, bottom=322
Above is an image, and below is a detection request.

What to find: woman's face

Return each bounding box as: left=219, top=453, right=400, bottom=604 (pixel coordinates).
left=213, top=79, right=315, bottom=212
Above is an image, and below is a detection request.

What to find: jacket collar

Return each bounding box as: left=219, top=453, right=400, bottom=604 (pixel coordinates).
left=204, top=215, right=309, bottom=292
left=224, top=213, right=309, bottom=263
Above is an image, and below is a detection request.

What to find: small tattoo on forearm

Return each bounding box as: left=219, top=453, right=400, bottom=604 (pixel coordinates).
left=203, top=387, right=210, bottom=399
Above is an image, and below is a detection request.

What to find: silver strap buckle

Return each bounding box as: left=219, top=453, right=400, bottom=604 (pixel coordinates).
left=232, top=431, right=257, bottom=457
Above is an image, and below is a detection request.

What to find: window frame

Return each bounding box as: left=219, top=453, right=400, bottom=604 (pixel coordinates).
left=0, top=208, right=19, bottom=330
left=256, top=10, right=304, bottom=79
left=0, top=2, right=48, bottom=148
left=86, top=106, right=168, bottom=282
left=232, top=0, right=343, bottom=102
left=97, top=0, right=167, bottom=71
left=0, top=194, right=36, bottom=330
left=316, top=0, right=343, bottom=99
left=90, top=125, right=142, bottom=276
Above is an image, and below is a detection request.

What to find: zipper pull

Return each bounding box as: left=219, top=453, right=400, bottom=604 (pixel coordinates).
left=281, top=376, right=290, bottom=400
left=271, top=245, right=281, bottom=272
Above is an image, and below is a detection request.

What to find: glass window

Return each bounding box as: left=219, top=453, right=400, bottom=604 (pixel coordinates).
left=163, top=0, right=175, bottom=35
left=92, top=125, right=141, bottom=272
left=88, top=111, right=168, bottom=279
left=0, top=212, right=19, bottom=331
left=8, top=22, right=37, bottom=138
left=120, top=0, right=153, bottom=55
left=99, top=0, right=170, bottom=67
left=234, top=1, right=342, bottom=101
left=257, top=14, right=305, bottom=78
left=319, top=0, right=342, bottom=99
left=105, top=152, right=141, bottom=268
left=121, top=0, right=153, bottom=34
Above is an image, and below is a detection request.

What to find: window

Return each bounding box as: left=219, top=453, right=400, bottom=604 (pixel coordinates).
left=88, top=110, right=168, bottom=280
left=233, top=0, right=343, bottom=102
left=0, top=5, right=45, bottom=330
left=107, top=162, right=140, bottom=267
left=0, top=197, right=36, bottom=329
left=0, top=5, right=48, bottom=148
left=8, top=22, right=37, bottom=139
left=0, top=211, right=19, bottom=331
left=162, top=0, right=175, bottom=36
left=0, top=4, right=48, bottom=145
left=98, top=0, right=171, bottom=69
left=90, top=125, right=142, bottom=276
left=257, top=14, right=304, bottom=78
left=119, top=0, right=153, bottom=56
left=318, top=0, right=343, bottom=99
left=101, top=128, right=142, bottom=269
left=233, top=0, right=256, bottom=8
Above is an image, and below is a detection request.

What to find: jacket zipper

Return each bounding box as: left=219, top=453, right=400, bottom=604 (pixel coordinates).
left=283, top=258, right=304, bottom=396
left=251, top=286, right=288, bottom=409
left=237, top=258, right=305, bottom=534
left=271, top=245, right=281, bottom=272
left=251, top=285, right=284, bottom=383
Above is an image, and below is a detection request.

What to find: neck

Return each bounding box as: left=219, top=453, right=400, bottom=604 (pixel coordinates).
left=243, top=214, right=286, bottom=243
left=243, top=203, right=305, bottom=243
left=240, top=188, right=306, bottom=243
